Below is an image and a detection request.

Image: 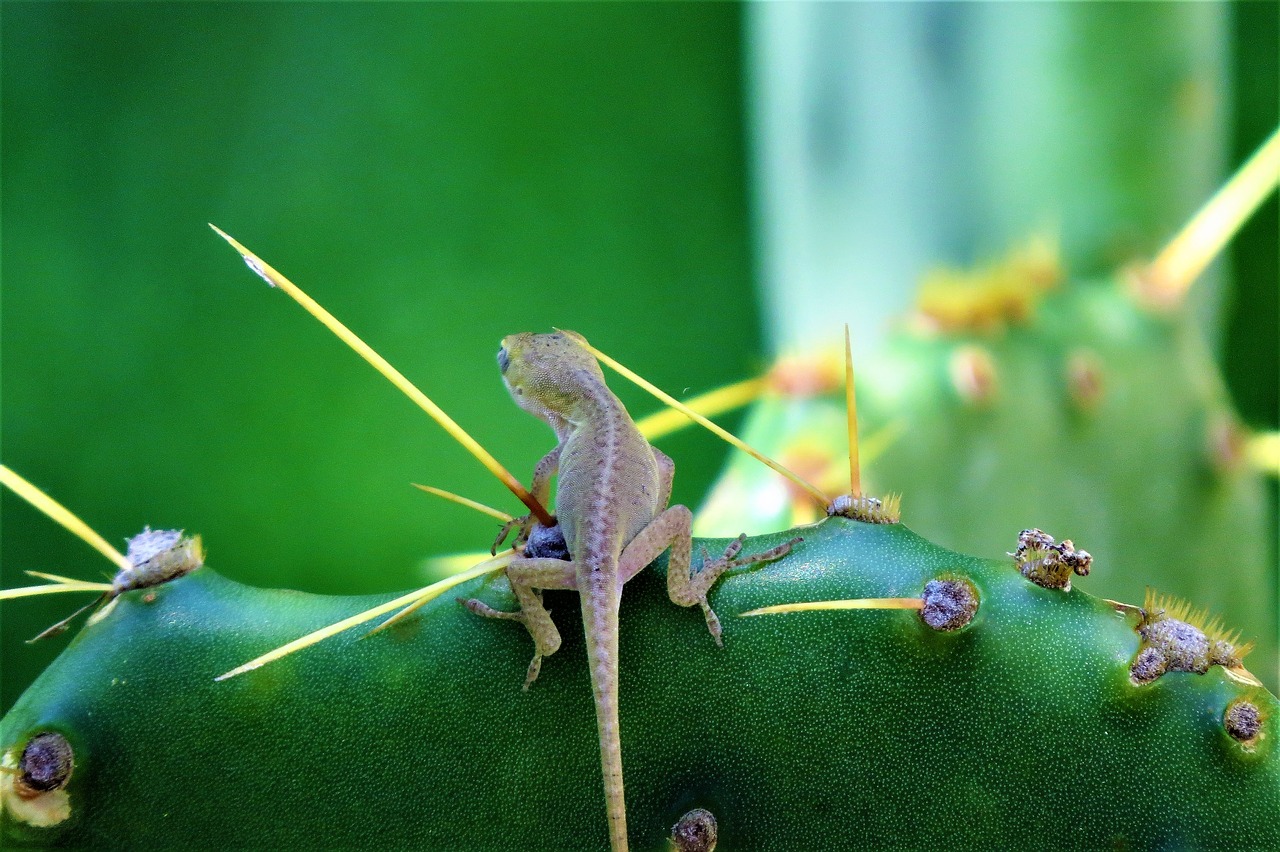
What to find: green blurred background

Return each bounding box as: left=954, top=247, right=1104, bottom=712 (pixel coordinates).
left=2, top=2, right=1275, bottom=713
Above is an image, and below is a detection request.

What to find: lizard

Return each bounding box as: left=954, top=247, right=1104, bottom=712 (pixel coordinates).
left=463, top=330, right=799, bottom=852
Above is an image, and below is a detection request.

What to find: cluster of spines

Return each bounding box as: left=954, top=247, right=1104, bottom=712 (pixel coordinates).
left=1009, top=528, right=1093, bottom=590
left=1130, top=588, right=1254, bottom=685
left=912, top=235, right=1061, bottom=333
left=826, top=492, right=902, bottom=525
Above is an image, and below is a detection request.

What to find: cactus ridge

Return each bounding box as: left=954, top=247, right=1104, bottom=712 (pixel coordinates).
left=2, top=516, right=1276, bottom=849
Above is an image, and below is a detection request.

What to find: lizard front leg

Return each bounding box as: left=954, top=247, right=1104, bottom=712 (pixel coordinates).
left=491, top=444, right=563, bottom=554
left=617, top=506, right=799, bottom=646
left=462, top=556, right=577, bottom=689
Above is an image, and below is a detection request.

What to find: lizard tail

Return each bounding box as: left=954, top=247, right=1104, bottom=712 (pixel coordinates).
left=581, top=568, right=628, bottom=852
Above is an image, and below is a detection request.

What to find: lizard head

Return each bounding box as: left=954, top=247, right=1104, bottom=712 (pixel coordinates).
left=498, top=330, right=605, bottom=427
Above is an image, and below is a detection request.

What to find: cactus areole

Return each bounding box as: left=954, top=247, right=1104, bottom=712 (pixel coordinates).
left=2, top=518, right=1276, bottom=849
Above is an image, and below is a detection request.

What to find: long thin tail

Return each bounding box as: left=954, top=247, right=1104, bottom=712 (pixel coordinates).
left=580, top=568, right=628, bottom=852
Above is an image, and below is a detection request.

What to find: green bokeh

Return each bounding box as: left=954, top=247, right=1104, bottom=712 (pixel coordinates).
left=1224, top=1, right=1279, bottom=431
left=2, top=3, right=761, bottom=711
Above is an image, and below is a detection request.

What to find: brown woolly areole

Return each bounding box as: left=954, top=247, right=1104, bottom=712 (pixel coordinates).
left=920, top=577, right=980, bottom=631
left=1129, top=590, right=1253, bottom=685
left=1065, top=349, right=1105, bottom=412
left=949, top=345, right=999, bottom=406
left=114, top=527, right=204, bottom=594
left=16, top=733, right=73, bottom=796
left=1010, top=528, right=1091, bottom=590
left=827, top=493, right=901, bottom=525
left=1223, top=700, right=1264, bottom=746
left=0, top=736, right=72, bottom=828
left=670, top=808, right=718, bottom=852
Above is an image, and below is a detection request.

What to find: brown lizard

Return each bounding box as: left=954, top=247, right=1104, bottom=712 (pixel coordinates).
left=463, top=330, right=798, bottom=851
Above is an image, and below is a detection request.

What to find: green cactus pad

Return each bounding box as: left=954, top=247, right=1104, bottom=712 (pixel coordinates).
left=3, top=518, right=1275, bottom=849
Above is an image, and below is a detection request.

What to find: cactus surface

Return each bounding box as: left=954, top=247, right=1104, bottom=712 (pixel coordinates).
left=3, top=517, right=1276, bottom=848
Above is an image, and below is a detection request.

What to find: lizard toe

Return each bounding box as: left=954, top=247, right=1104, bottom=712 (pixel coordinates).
left=721, top=533, right=747, bottom=561
left=700, top=601, right=724, bottom=647
left=522, top=654, right=543, bottom=691
left=460, top=597, right=525, bottom=623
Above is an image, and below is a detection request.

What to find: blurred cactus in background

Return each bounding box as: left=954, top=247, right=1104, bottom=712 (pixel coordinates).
left=699, top=1, right=1277, bottom=688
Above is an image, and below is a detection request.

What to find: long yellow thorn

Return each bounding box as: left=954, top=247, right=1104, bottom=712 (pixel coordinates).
left=580, top=341, right=830, bottom=507
left=740, top=597, right=923, bottom=617
left=413, top=484, right=514, bottom=522
left=215, top=551, right=512, bottom=681
left=209, top=224, right=553, bottom=527
left=1, top=582, right=114, bottom=600
left=364, top=553, right=501, bottom=637
left=1144, top=127, right=1280, bottom=303
left=0, top=465, right=131, bottom=572
left=25, top=570, right=111, bottom=587
left=420, top=551, right=497, bottom=581
left=363, top=595, right=436, bottom=638
left=1248, top=431, right=1279, bottom=476
left=844, top=324, right=860, bottom=497
left=635, top=377, right=766, bottom=441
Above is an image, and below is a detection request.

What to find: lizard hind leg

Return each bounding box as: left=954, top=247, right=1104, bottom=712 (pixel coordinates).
left=461, top=556, right=578, bottom=690
left=617, top=506, right=801, bottom=647
left=688, top=535, right=800, bottom=645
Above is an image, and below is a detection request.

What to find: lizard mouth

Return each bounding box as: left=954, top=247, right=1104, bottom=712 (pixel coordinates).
left=497, top=346, right=510, bottom=374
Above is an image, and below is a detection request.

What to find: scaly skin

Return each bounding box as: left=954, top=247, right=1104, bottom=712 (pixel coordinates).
left=464, top=331, right=795, bottom=851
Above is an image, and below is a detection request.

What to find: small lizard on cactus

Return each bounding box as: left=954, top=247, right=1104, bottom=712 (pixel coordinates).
left=2, top=246, right=1275, bottom=847
left=465, top=330, right=797, bottom=851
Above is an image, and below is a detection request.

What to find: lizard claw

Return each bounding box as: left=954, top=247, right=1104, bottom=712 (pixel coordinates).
left=689, top=536, right=802, bottom=646
left=460, top=597, right=525, bottom=623
left=700, top=601, right=724, bottom=647
left=522, top=655, right=543, bottom=691
left=725, top=536, right=803, bottom=571
left=721, top=533, right=747, bottom=562
left=491, top=516, right=526, bottom=555
left=461, top=595, right=561, bottom=690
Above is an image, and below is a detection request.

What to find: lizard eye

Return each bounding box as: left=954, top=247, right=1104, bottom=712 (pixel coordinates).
left=497, top=346, right=510, bottom=374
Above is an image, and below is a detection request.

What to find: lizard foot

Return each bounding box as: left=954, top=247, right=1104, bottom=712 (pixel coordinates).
left=699, top=600, right=725, bottom=648
left=458, top=596, right=557, bottom=690
left=491, top=514, right=535, bottom=555
left=723, top=535, right=804, bottom=571
left=695, top=535, right=804, bottom=646
left=522, top=655, right=542, bottom=691
left=460, top=597, right=525, bottom=622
